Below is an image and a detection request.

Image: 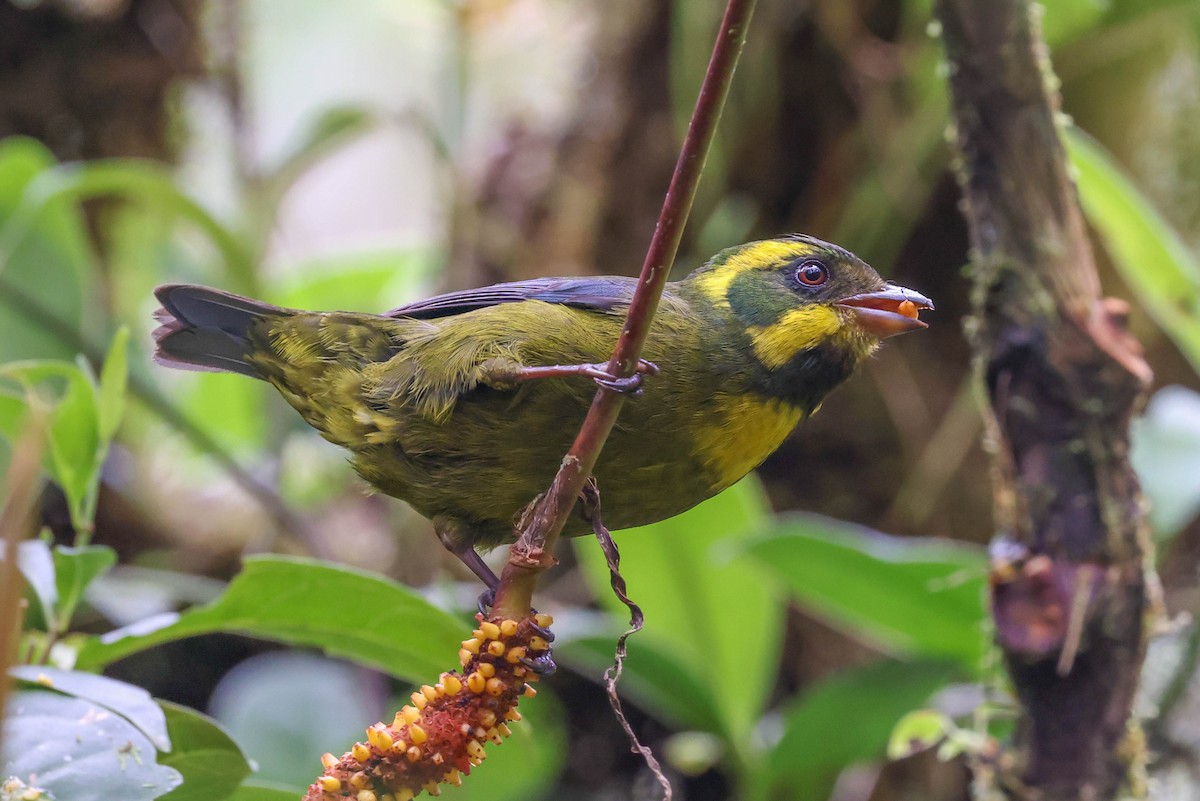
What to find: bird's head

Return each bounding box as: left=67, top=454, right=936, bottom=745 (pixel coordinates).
left=683, top=234, right=933, bottom=373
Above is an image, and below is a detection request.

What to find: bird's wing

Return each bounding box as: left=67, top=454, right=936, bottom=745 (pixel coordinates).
left=385, top=277, right=637, bottom=319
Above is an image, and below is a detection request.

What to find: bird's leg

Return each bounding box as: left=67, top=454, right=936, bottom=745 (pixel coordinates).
left=481, top=358, right=660, bottom=396
left=434, top=518, right=500, bottom=612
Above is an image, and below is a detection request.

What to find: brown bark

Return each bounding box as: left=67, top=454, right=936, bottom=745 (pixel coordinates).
left=936, top=1, right=1154, bottom=798
left=0, top=0, right=203, bottom=162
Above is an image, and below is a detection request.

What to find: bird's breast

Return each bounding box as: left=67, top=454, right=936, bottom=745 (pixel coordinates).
left=689, top=393, right=804, bottom=491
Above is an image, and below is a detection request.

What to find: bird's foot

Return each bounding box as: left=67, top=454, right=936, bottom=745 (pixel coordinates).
left=512, top=359, right=659, bottom=397
left=474, top=589, right=555, bottom=642
left=473, top=592, right=556, bottom=675
left=476, top=587, right=496, bottom=618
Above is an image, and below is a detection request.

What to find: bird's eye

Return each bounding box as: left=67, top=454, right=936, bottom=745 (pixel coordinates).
left=794, top=260, right=829, bottom=287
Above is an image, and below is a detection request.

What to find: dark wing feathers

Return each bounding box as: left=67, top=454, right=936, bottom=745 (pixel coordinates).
left=385, top=277, right=637, bottom=320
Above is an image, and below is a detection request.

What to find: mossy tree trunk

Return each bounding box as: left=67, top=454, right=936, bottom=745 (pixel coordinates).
left=935, top=0, right=1155, bottom=798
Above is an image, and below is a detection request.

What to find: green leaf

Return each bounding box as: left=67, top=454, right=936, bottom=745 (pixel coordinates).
left=760, top=660, right=958, bottom=801
left=10, top=665, right=171, bottom=750
left=98, top=326, right=129, bottom=441
left=157, top=702, right=251, bottom=801
left=887, top=709, right=954, bottom=760
left=48, top=366, right=100, bottom=526
left=1068, top=129, right=1200, bottom=372
left=2, top=690, right=182, bottom=801
left=15, top=539, right=56, bottom=625
left=76, top=556, right=465, bottom=681
left=226, top=783, right=301, bottom=801
left=53, top=544, right=118, bottom=628
left=0, top=360, right=101, bottom=530
left=0, top=137, right=90, bottom=364
left=740, top=515, right=988, bottom=672
left=209, top=652, right=385, bottom=789
left=0, top=386, right=27, bottom=440
left=1, top=156, right=252, bottom=290
left=574, top=478, right=784, bottom=747
left=557, top=633, right=724, bottom=733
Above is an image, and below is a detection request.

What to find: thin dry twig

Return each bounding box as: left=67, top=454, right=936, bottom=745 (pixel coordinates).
left=583, top=482, right=669, bottom=798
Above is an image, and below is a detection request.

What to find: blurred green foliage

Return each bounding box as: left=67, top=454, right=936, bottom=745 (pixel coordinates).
left=3, top=1, right=1200, bottom=800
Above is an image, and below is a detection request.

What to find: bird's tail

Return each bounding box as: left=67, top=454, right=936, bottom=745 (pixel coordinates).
left=152, top=284, right=288, bottom=379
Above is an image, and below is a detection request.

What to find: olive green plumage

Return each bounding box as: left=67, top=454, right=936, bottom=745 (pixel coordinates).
left=153, top=235, right=930, bottom=557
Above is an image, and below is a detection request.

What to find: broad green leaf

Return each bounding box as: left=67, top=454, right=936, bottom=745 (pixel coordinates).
left=15, top=539, right=56, bottom=624
left=2, top=157, right=251, bottom=289
left=226, top=783, right=301, bottom=801
left=741, top=515, right=987, bottom=672
left=758, top=660, right=958, bottom=801
left=76, top=556, right=465, bottom=681
left=887, top=709, right=954, bottom=760
left=10, top=665, right=171, bottom=750
left=157, top=702, right=251, bottom=801
left=53, top=544, right=118, bottom=628
left=209, top=652, right=384, bottom=789
left=47, top=365, right=100, bottom=526
left=2, top=690, right=182, bottom=801
left=0, top=359, right=101, bottom=529
left=0, top=387, right=27, bottom=440
left=98, top=326, right=129, bottom=440
left=575, top=478, right=783, bottom=747
left=1068, top=129, right=1200, bottom=372
left=0, top=137, right=89, bottom=364
left=557, top=634, right=724, bottom=734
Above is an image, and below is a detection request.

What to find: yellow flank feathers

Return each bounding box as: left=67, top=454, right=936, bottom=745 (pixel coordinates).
left=692, top=240, right=815, bottom=307
left=748, top=306, right=843, bottom=369
left=692, top=394, right=804, bottom=489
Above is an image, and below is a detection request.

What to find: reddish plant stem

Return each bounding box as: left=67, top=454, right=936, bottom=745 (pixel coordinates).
left=490, top=0, right=758, bottom=619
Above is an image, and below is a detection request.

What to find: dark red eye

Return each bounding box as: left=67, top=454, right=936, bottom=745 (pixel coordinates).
left=795, top=260, right=828, bottom=286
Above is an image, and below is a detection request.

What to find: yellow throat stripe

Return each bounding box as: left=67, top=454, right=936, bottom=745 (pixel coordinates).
left=693, top=240, right=815, bottom=308
left=748, top=306, right=843, bottom=369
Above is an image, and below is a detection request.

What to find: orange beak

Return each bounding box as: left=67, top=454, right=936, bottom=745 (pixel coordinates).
left=836, top=283, right=934, bottom=338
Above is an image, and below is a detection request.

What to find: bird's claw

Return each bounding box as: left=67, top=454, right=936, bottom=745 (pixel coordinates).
left=476, top=588, right=496, bottom=617
left=520, top=652, right=557, bottom=676
left=590, top=359, right=659, bottom=397
left=475, top=592, right=555, bottom=644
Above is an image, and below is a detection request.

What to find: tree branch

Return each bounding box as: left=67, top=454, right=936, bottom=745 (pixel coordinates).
left=935, top=0, right=1154, bottom=798
left=490, top=0, right=758, bottom=619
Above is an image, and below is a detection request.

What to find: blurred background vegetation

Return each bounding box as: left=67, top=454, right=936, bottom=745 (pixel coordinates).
left=3, top=0, right=1200, bottom=799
